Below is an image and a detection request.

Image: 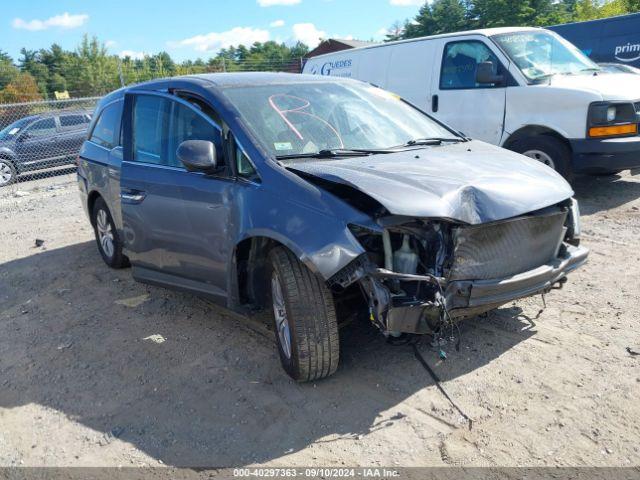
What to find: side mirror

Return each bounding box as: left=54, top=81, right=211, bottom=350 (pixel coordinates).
left=177, top=140, right=217, bottom=173
left=476, top=61, right=504, bottom=85
left=18, top=132, right=30, bottom=142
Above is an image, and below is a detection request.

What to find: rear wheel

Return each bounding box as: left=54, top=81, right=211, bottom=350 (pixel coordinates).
left=511, top=136, right=573, bottom=181
left=268, top=246, right=339, bottom=382
left=91, top=197, right=129, bottom=269
left=0, top=159, right=17, bottom=187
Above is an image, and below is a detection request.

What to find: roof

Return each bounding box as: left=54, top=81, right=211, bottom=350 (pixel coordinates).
left=307, top=26, right=543, bottom=61
left=194, top=72, right=348, bottom=86
left=13, top=110, right=91, bottom=122
left=330, top=39, right=374, bottom=48
left=132, top=72, right=354, bottom=90
left=305, top=38, right=376, bottom=59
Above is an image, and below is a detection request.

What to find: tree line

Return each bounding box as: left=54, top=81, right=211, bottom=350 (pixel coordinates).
left=0, top=36, right=309, bottom=103
left=1, top=0, right=638, bottom=105
left=385, top=0, right=640, bottom=40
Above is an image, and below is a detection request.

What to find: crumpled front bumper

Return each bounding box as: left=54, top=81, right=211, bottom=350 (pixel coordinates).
left=384, top=243, right=589, bottom=334
left=445, top=243, right=588, bottom=317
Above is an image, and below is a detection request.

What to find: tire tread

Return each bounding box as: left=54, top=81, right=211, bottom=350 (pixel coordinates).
left=269, top=246, right=339, bottom=382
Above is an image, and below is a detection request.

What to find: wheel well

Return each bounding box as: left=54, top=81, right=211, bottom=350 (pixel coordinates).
left=503, top=126, right=571, bottom=151
left=87, top=191, right=102, bottom=226
left=235, top=236, right=285, bottom=308
left=0, top=154, right=15, bottom=164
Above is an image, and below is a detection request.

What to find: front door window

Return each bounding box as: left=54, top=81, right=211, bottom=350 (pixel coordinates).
left=440, top=40, right=504, bottom=90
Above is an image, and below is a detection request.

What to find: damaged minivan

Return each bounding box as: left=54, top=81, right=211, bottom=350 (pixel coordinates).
left=78, top=73, right=589, bottom=381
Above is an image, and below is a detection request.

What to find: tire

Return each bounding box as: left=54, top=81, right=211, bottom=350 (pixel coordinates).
left=0, top=158, right=17, bottom=187
left=91, top=197, right=129, bottom=269
left=268, top=246, right=339, bottom=382
left=511, top=136, right=573, bottom=181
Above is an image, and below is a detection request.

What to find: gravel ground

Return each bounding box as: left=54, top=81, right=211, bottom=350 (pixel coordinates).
left=0, top=171, right=639, bottom=468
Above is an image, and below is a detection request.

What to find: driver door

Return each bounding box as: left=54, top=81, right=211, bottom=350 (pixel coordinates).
left=120, top=92, right=233, bottom=301
left=430, top=38, right=508, bottom=144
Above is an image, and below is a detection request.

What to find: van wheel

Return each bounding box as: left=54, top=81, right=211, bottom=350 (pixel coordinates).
left=92, top=197, right=129, bottom=269
left=0, top=159, right=17, bottom=187
left=268, top=246, right=339, bottom=382
left=512, top=136, right=573, bottom=181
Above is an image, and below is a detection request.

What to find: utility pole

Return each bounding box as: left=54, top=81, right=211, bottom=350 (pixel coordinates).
left=117, top=59, right=125, bottom=88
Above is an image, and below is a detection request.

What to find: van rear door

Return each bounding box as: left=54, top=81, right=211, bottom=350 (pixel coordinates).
left=430, top=37, right=508, bottom=144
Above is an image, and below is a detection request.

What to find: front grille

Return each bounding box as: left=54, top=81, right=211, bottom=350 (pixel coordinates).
left=448, top=209, right=568, bottom=281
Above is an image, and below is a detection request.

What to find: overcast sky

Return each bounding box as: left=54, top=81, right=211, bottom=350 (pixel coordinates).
left=1, top=0, right=424, bottom=61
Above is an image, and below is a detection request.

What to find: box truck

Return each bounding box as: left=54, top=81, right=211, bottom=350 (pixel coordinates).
left=549, top=13, right=640, bottom=70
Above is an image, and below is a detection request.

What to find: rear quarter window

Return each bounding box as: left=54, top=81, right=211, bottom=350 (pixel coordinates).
left=89, top=101, right=123, bottom=149
left=60, top=114, right=90, bottom=129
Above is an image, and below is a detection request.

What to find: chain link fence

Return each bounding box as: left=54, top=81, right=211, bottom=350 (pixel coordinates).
left=0, top=97, right=99, bottom=191
left=0, top=57, right=305, bottom=201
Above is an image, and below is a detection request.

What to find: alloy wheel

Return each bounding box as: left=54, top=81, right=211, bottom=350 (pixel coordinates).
left=96, top=209, right=115, bottom=259
left=0, top=162, right=14, bottom=186
left=271, top=272, right=292, bottom=359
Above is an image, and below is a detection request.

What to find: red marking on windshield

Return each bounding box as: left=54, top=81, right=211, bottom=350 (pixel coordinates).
left=268, top=94, right=344, bottom=148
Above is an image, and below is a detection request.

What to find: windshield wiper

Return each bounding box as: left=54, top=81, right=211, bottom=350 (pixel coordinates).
left=401, top=137, right=466, bottom=147
left=275, top=148, right=393, bottom=160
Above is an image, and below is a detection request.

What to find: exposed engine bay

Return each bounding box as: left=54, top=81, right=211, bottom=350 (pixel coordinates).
left=326, top=199, right=587, bottom=336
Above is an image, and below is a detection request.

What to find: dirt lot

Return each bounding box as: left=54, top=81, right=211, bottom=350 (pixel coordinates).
left=1, top=171, right=639, bottom=468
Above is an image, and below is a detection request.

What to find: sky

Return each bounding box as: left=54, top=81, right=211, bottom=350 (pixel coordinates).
left=0, top=0, right=424, bottom=62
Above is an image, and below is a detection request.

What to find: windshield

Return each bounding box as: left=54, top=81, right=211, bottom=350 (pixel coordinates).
left=492, top=31, right=599, bottom=82
left=222, top=81, right=458, bottom=158
left=0, top=117, right=31, bottom=140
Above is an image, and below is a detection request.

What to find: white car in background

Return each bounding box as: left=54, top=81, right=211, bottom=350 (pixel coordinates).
left=304, top=27, right=640, bottom=179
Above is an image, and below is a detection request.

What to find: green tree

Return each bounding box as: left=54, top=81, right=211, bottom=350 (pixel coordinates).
left=384, top=21, right=406, bottom=42
left=65, top=35, right=120, bottom=96
left=402, top=0, right=469, bottom=37
left=394, top=0, right=636, bottom=39
left=0, top=50, right=19, bottom=91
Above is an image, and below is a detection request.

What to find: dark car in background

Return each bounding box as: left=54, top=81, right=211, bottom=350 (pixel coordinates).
left=77, top=73, right=588, bottom=381
left=0, top=110, right=92, bottom=187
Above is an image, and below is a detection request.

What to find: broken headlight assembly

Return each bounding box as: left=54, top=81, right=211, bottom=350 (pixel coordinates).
left=342, top=220, right=455, bottom=335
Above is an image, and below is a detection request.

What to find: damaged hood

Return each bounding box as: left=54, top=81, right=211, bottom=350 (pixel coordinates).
left=286, top=140, right=574, bottom=225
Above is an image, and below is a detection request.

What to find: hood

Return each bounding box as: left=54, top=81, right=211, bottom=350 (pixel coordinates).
left=286, top=140, right=574, bottom=225
left=545, top=72, right=640, bottom=101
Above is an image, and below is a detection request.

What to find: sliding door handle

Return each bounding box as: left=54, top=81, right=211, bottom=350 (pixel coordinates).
left=120, top=189, right=146, bottom=204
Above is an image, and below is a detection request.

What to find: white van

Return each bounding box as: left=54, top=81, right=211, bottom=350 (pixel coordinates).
left=303, top=27, right=640, bottom=178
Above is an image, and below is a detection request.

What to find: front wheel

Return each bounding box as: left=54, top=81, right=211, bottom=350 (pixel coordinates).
left=511, top=136, right=573, bottom=181
left=268, top=246, right=339, bottom=382
left=91, top=197, right=129, bottom=269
